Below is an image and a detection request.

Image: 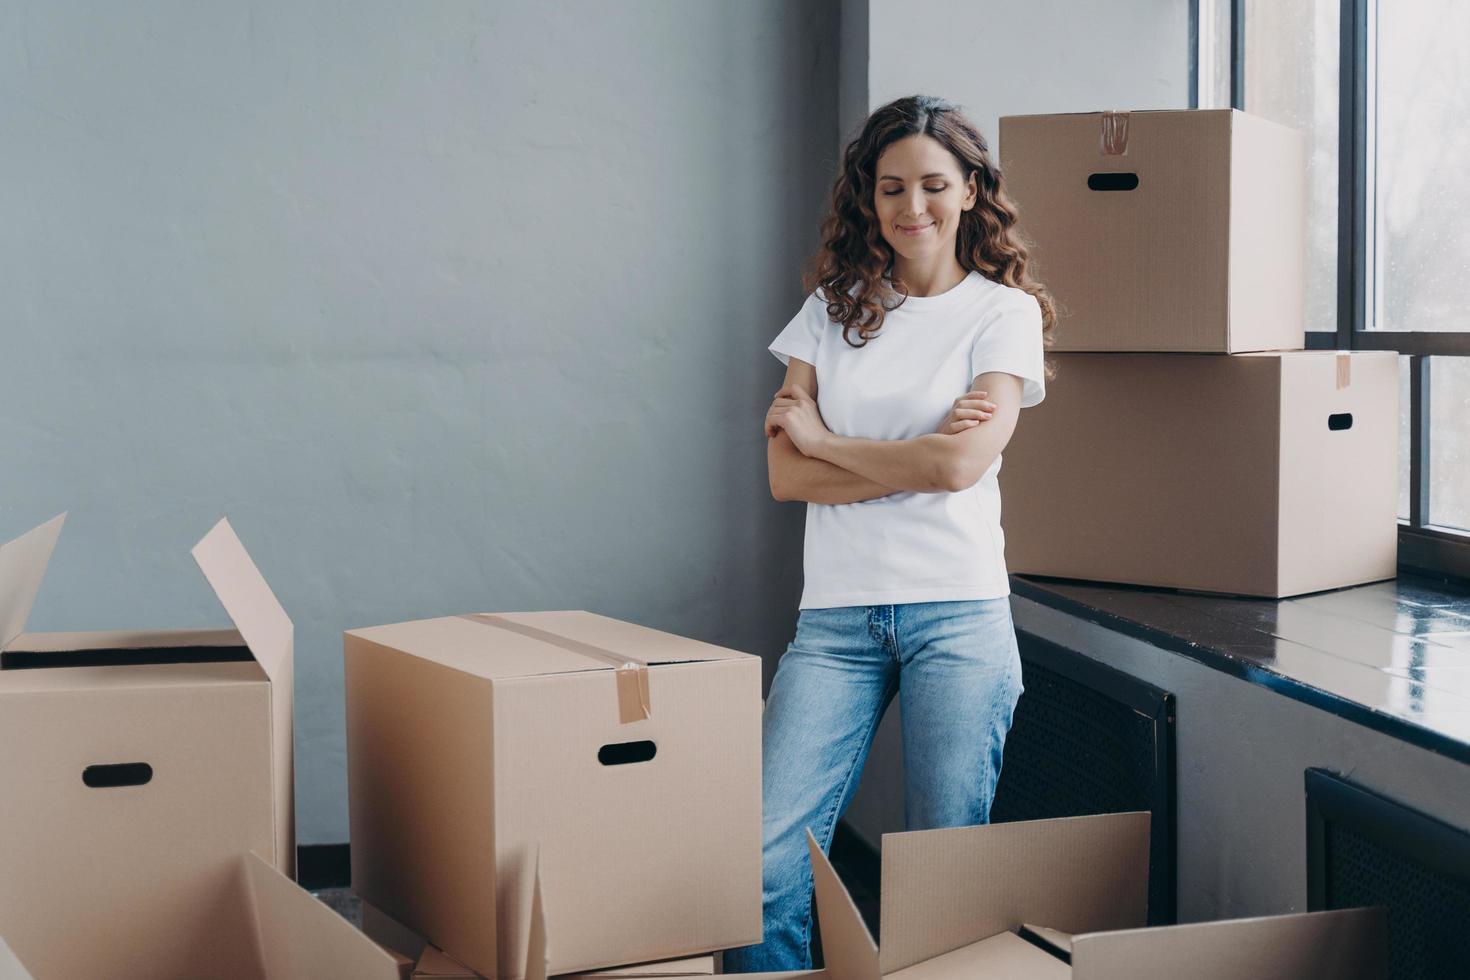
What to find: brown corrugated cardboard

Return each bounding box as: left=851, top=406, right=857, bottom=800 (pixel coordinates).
left=364, top=900, right=431, bottom=963
left=411, top=853, right=719, bottom=980
left=346, top=610, right=762, bottom=980
left=796, top=815, right=1385, bottom=980
left=0, top=939, right=34, bottom=980
left=999, top=351, right=1399, bottom=597
left=564, top=955, right=717, bottom=979
left=999, top=109, right=1306, bottom=353
left=415, top=946, right=479, bottom=980
left=0, top=516, right=298, bottom=979
left=382, top=946, right=418, bottom=980
left=244, top=851, right=406, bottom=979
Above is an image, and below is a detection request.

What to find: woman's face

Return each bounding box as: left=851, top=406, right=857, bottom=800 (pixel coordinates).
left=872, top=134, right=977, bottom=267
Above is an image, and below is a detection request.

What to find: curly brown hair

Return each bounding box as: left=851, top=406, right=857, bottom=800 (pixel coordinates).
left=805, top=94, right=1056, bottom=354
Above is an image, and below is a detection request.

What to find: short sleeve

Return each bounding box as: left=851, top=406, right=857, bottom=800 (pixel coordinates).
left=769, top=291, right=828, bottom=367
left=969, top=292, right=1046, bottom=408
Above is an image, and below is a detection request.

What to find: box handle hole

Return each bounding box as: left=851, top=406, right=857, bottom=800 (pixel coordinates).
left=83, top=762, right=153, bottom=788
left=598, top=740, right=657, bottom=766
left=1087, top=172, right=1140, bottom=191
left=1328, top=413, right=1353, bottom=431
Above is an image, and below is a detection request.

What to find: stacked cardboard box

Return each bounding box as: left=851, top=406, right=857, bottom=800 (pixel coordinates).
left=0, top=515, right=402, bottom=979
left=997, top=109, right=1399, bottom=597
left=344, top=609, right=764, bottom=978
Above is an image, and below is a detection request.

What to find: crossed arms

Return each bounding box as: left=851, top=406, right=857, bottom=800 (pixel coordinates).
left=765, top=357, right=1024, bottom=505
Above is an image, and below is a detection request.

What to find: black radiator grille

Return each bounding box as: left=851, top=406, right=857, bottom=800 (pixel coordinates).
left=1308, top=769, right=1470, bottom=980
left=993, top=632, right=1176, bottom=924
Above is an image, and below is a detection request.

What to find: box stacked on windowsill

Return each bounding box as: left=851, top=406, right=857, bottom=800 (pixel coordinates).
left=996, top=109, right=1398, bottom=597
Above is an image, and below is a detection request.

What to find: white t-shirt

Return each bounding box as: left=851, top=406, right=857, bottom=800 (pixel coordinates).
left=769, top=270, right=1046, bottom=609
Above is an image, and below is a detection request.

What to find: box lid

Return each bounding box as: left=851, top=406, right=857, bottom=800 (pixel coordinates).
left=243, top=851, right=403, bottom=979
left=0, top=514, right=65, bottom=651
left=348, top=610, right=752, bottom=681
left=803, top=814, right=1150, bottom=980
left=1067, top=906, right=1386, bottom=980
left=875, top=813, right=1149, bottom=974
left=414, top=945, right=478, bottom=978
left=0, top=515, right=294, bottom=685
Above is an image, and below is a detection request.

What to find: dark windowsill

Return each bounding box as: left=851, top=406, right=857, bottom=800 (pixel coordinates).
left=1010, top=572, right=1470, bottom=766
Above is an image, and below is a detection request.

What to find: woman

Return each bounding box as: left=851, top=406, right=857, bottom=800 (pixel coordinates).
left=724, top=95, right=1056, bottom=971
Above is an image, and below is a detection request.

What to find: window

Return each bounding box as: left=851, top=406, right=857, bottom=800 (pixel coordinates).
left=1197, top=0, right=1470, bottom=582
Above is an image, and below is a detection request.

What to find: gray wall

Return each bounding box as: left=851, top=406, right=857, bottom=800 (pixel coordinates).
left=0, top=0, right=838, bottom=845
left=839, top=0, right=1192, bottom=842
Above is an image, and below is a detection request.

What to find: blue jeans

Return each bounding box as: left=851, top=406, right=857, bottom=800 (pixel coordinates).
left=722, top=599, right=1023, bottom=972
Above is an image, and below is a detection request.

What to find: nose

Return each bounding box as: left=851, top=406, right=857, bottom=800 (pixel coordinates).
left=904, top=188, right=928, bottom=221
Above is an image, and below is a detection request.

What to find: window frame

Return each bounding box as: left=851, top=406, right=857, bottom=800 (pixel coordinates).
left=1196, top=0, right=1470, bottom=585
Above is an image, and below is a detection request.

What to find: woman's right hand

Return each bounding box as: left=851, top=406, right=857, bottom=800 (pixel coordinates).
left=936, top=388, right=997, bottom=434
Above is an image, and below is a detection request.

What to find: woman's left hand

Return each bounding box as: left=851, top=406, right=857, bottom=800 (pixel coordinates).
left=764, top=385, right=832, bottom=456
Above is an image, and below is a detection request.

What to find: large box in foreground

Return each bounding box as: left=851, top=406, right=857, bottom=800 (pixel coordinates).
left=0, top=515, right=324, bottom=978
left=345, top=611, right=762, bottom=980
left=999, top=352, right=1399, bottom=597
left=999, top=109, right=1305, bottom=353
left=797, top=813, right=1384, bottom=979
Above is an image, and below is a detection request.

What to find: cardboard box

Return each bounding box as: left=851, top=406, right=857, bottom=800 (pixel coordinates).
left=795, top=814, right=1385, bottom=979
left=410, top=853, right=718, bottom=980
left=0, top=514, right=301, bottom=979
left=345, top=610, right=763, bottom=979
left=999, top=351, right=1399, bottom=597
left=999, top=109, right=1306, bottom=353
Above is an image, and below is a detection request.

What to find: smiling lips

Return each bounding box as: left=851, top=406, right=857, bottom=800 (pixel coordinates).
left=898, top=223, right=933, bottom=235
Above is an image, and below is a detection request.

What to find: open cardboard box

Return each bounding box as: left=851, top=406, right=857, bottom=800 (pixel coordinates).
left=999, top=109, right=1305, bottom=353
left=784, top=813, right=1385, bottom=980
left=0, top=515, right=395, bottom=978
left=346, top=610, right=762, bottom=979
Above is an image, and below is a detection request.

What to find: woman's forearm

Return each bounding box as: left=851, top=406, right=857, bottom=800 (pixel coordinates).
left=811, top=432, right=957, bottom=494
left=768, top=431, right=895, bottom=505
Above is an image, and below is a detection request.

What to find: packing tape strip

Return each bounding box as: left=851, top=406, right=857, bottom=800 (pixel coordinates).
left=460, top=613, right=652, bottom=722
left=1337, top=352, right=1351, bottom=389
left=1100, top=111, right=1130, bottom=156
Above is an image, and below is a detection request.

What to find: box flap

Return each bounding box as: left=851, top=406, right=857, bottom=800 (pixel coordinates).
left=525, top=848, right=548, bottom=980
left=0, top=939, right=34, bottom=980
left=883, top=932, right=1068, bottom=980
left=193, top=518, right=295, bottom=876
left=1019, top=925, right=1073, bottom=959
left=349, top=611, right=753, bottom=682
left=243, top=851, right=403, bottom=980
left=807, top=830, right=881, bottom=980
left=362, top=900, right=430, bottom=963
left=191, top=518, right=292, bottom=683
left=876, top=813, right=1149, bottom=974
left=0, top=514, right=65, bottom=651
left=414, top=946, right=478, bottom=978
left=569, top=955, right=717, bottom=978
left=1069, top=906, right=1386, bottom=980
